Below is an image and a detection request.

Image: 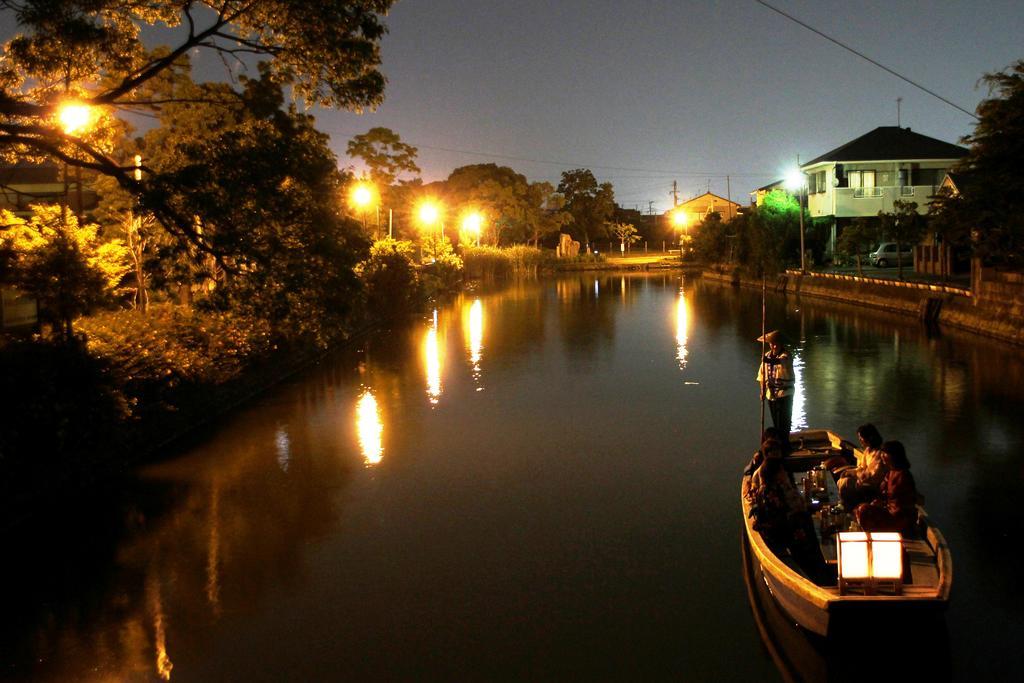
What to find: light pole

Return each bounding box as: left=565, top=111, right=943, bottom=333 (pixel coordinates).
left=418, top=200, right=443, bottom=260
left=786, top=168, right=808, bottom=272
left=462, top=211, right=483, bottom=247
left=671, top=209, right=688, bottom=257
left=350, top=181, right=375, bottom=235
left=57, top=101, right=92, bottom=226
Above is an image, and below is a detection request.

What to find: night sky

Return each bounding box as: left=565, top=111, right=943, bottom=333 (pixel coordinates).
left=4, top=1, right=1023, bottom=209
left=317, top=0, right=1022, bottom=209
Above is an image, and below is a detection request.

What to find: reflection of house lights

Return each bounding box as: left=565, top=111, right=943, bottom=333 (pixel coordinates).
left=275, top=427, right=291, bottom=472
left=468, top=299, right=483, bottom=376
left=356, top=389, right=383, bottom=465
left=792, top=349, right=807, bottom=430
left=675, top=287, right=689, bottom=369
left=594, top=279, right=599, bottom=297
left=425, top=312, right=442, bottom=405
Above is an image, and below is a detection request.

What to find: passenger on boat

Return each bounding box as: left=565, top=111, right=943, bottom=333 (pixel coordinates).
left=743, top=427, right=784, bottom=479
left=855, top=440, right=919, bottom=536
left=756, top=331, right=795, bottom=450
left=835, top=423, right=889, bottom=508
left=746, top=439, right=830, bottom=583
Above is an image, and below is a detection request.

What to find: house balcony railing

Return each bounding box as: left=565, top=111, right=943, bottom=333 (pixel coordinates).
left=831, top=185, right=939, bottom=217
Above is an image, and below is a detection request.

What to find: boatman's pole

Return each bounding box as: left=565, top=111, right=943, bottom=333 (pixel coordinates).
left=759, top=273, right=767, bottom=439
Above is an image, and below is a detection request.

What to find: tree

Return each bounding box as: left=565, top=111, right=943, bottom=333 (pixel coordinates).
left=930, top=60, right=1024, bottom=268
left=346, top=127, right=420, bottom=188
left=442, top=164, right=530, bottom=245
left=524, top=182, right=570, bottom=247
left=878, top=200, right=926, bottom=279
left=557, top=169, right=615, bottom=249
left=836, top=218, right=879, bottom=276
left=132, top=68, right=369, bottom=342
left=1, top=1, right=394, bottom=254
left=609, top=222, right=640, bottom=253
left=1, top=206, right=129, bottom=340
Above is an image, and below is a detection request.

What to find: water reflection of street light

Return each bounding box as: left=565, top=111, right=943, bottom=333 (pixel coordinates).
left=785, top=167, right=808, bottom=272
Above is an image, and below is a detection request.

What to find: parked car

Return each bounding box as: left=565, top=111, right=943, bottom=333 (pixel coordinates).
left=869, top=242, right=913, bottom=267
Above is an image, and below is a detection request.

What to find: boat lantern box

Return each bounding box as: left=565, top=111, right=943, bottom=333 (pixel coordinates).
left=837, top=532, right=903, bottom=595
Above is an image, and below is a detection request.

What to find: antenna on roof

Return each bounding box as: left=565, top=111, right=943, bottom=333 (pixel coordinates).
left=897, top=97, right=903, bottom=128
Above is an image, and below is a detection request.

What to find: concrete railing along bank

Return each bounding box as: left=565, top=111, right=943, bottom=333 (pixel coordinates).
left=702, top=265, right=1024, bottom=347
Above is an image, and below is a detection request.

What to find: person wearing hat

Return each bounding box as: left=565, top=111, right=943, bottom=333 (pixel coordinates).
left=756, top=330, right=795, bottom=450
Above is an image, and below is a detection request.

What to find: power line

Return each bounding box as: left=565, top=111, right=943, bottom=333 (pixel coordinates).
left=322, top=123, right=770, bottom=178
left=754, top=0, right=978, bottom=120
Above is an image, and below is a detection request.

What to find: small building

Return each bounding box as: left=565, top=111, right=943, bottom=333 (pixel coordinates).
left=799, top=126, right=968, bottom=256
left=0, top=162, right=97, bottom=217
left=751, top=180, right=786, bottom=207
left=672, top=191, right=743, bottom=225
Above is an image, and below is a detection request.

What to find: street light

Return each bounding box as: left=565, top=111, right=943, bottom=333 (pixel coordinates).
left=58, top=102, right=92, bottom=135
left=462, top=211, right=483, bottom=247
left=785, top=167, right=808, bottom=272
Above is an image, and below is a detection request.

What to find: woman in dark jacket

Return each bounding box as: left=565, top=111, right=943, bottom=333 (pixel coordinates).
left=854, top=440, right=919, bottom=536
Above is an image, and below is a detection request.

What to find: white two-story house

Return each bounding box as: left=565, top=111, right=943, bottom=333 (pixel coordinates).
left=800, top=126, right=967, bottom=257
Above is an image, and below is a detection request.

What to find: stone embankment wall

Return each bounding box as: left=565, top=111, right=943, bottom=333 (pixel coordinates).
left=702, top=264, right=1024, bottom=347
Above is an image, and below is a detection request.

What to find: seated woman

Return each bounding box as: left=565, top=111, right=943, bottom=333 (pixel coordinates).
left=835, top=423, right=889, bottom=508
left=746, top=438, right=830, bottom=584
left=855, top=440, right=919, bottom=536
left=743, top=427, right=784, bottom=478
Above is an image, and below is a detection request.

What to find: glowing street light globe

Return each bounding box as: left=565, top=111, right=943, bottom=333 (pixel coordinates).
left=418, top=202, right=440, bottom=226
left=462, top=212, right=483, bottom=234
left=58, top=102, right=91, bottom=135
left=785, top=168, right=807, bottom=191
left=671, top=210, right=688, bottom=228
left=351, top=183, right=373, bottom=208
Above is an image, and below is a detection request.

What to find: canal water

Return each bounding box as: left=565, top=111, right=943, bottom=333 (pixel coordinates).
left=2, top=273, right=1023, bottom=681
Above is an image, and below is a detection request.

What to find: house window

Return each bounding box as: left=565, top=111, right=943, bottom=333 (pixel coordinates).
left=848, top=170, right=876, bottom=188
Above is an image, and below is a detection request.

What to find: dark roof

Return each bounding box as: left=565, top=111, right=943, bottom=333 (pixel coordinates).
left=0, top=163, right=60, bottom=185
left=802, top=127, right=968, bottom=167
left=755, top=179, right=785, bottom=192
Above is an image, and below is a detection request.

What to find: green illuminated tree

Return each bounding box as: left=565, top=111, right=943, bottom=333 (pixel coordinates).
left=1, top=206, right=130, bottom=340
left=609, top=222, right=640, bottom=252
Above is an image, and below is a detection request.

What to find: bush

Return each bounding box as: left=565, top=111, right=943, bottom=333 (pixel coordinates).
left=462, top=245, right=512, bottom=279
left=355, top=238, right=423, bottom=320
left=421, top=250, right=464, bottom=294
left=461, top=245, right=552, bottom=279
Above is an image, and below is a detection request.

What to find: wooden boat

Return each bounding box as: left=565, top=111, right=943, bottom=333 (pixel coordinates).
left=741, top=428, right=953, bottom=638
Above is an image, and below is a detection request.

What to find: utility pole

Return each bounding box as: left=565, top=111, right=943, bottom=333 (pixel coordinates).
left=647, top=200, right=655, bottom=215
left=726, top=175, right=733, bottom=221
left=672, top=180, right=678, bottom=207
left=897, top=97, right=903, bottom=127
